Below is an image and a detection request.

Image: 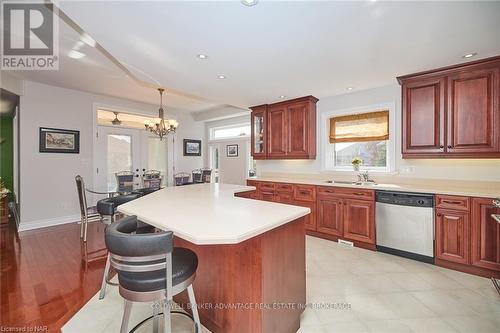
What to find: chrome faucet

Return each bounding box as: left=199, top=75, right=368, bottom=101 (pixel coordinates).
left=357, top=171, right=375, bottom=184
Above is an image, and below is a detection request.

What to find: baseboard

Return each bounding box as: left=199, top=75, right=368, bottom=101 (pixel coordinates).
left=18, top=214, right=81, bottom=231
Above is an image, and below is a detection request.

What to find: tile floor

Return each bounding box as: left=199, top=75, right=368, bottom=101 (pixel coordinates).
left=63, top=236, right=500, bottom=333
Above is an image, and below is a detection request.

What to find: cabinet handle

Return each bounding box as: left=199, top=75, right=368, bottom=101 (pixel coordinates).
left=353, top=192, right=364, bottom=196
left=299, top=191, right=309, bottom=195
left=439, top=145, right=444, bottom=149
left=442, top=200, right=462, bottom=205
left=437, top=213, right=442, bottom=217
left=447, top=145, right=452, bottom=149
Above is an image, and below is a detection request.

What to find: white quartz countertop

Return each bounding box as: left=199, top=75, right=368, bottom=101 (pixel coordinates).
left=248, top=176, right=500, bottom=199
left=117, top=183, right=310, bottom=245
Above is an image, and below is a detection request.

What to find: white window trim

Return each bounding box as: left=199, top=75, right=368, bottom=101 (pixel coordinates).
left=320, top=102, right=396, bottom=174
left=208, top=122, right=250, bottom=141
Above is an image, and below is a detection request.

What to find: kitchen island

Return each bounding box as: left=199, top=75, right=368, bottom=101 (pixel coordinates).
left=118, top=183, right=310, bottom=333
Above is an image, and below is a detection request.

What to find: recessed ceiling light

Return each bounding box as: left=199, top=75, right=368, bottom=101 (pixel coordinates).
left=197, top=54, right=208, bottom=59
left=347, top=87, right=354, bottom=91
left=217, top=75, right=226, bottom=79
left=279, top=95, right=286, bottom=99
left=241, top=0, right=258, bottom=6
left=462, top=52, right=477, bottom=59
left=68, top=50, right=86, bottom=59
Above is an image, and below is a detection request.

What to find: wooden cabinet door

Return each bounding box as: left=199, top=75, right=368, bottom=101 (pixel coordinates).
left=267, top=105, right=287, bottom=157
left=447, top=67, right=499, bottom=153
left=250, top=106, right=267, bottom=158
left=293, top=200, right=316, bottom=231
left=435, top=209, right=470, bottom=264
left=287, top=101, right=309, bottom=158
left=317, top=197, right=343, bottom=236
left=343, top=199, right=375, bottom=244
left=471, top=198, right=500, bottom=271
left=402, top=77, right=446, bottom=155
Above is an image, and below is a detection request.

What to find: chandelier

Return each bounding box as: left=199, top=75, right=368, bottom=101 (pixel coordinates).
left=144, top=88, right=179, bottom=140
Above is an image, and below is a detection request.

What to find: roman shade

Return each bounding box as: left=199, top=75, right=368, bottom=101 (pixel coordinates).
left=329, top=110, right=389, bottom=143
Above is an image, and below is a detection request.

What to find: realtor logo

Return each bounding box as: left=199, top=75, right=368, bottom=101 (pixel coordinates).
left=1, top=0, right=59, bottom=70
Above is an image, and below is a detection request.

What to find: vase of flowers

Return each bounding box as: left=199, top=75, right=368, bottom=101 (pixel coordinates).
left=351, top=157, right=363, bottom=172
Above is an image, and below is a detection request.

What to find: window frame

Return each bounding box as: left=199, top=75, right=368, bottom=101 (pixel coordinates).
left=209, top=123, right=251, bottom=141
left=320, top=102, right=396, bottom=174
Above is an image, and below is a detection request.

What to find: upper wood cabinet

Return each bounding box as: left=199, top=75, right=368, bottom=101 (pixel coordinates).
left=398, top=56, right=500, bottom=158
left=402, top=76, right=446, bottom=154
left=250, top=105, right=267, bottom=159
left=250, top=96, right=318, bottom=159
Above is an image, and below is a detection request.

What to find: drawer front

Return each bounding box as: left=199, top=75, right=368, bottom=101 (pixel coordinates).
left=436, top=195, right=470, bottom=211
left=318, top=186, right=374, bottom=201
left=259, top=182, right=276, bottom=192
left=275, top=183, right=293, bottom=193
left=275, top=192, right=294, bottom=203
left=247, top=180, right=258, bottom=188
left=293, top=185, right=316, bottom=202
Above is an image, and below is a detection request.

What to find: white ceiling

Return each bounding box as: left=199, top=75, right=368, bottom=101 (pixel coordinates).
left=12, top=1, right=500, bottom=114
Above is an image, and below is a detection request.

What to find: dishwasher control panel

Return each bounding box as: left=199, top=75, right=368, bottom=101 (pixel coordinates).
left=375, top=191, right=433, bottom=208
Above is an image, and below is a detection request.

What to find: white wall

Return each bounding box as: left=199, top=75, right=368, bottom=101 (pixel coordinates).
left=216, top=138, right=250, bottom=185
left=257, top=84, right=500, bottom=182
left=19, top=80, right=204, bottom=230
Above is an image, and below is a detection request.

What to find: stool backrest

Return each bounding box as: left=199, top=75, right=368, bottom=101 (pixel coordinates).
left=96, top=193, right=142, bottom=217
left=105, top=216, right=173, bottom=257
left=105, top=216, right=174, bottom=298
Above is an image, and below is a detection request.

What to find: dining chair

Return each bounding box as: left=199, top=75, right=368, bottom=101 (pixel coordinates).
left=105, top=215, right=201, bottom=333
left=201, top=168, right=212, bottom=183
left=75, top=175, right=101, bottom=242
left=115, top=171, right=135, bottom=192
left=192, top=169, right=202, bottom=183
left=143, top=170, right=162, bottom=189
left=174, top=173, right=191, bottom=186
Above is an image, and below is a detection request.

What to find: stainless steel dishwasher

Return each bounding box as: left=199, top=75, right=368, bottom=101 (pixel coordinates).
left=375, top=191, right=434, bottom=263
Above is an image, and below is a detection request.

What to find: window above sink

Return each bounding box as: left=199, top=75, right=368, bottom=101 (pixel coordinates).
left=321, top=102, right=396, bottom=174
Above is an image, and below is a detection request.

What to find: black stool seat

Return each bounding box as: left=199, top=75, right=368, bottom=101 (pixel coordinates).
left=118, top=248, right=198, bottom=292
left=97, top=193, right=142, bottom=216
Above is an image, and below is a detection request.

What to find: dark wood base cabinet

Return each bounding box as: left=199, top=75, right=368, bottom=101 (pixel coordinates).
left=242, top=180, right=376, bottom=250
left=435, top=195, right=500, bottom=279
left=471, top=198, right=500, bottom=272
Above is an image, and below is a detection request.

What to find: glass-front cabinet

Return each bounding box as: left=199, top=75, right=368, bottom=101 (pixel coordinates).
left=250, top=105, right=267, bottom=158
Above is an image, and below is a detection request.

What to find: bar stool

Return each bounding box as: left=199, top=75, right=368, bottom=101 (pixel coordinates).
left=105, top=215, right=201, bottom=333
left=96, top=193, right=153, bottom=299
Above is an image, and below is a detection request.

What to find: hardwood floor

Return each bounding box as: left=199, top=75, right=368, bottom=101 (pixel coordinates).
left=0, top=220, right=107, bottom=332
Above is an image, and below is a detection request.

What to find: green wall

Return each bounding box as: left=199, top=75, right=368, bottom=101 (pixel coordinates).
left=0, top=115, right=14, bottom=194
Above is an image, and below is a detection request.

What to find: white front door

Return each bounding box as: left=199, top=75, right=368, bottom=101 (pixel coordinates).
left=95, top=126, right=168, bottom=190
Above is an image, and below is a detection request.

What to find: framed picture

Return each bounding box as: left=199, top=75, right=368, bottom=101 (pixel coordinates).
left=39, top=127, right=80, bottom=153
left=226, top=144, right=238, bottom=157
left=183, top=139, right=201, bottom=156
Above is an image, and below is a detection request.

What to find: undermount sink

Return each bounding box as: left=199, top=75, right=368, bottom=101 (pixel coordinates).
left=324, top=180, right=377, bottom=186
